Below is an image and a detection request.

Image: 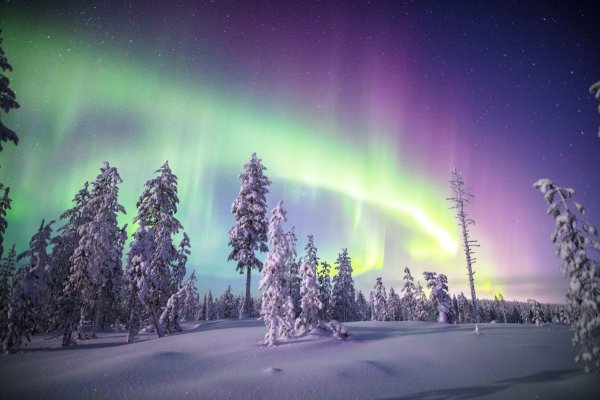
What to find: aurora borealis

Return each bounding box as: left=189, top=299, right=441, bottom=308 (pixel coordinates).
left=0, top=1, right=598, bottom=302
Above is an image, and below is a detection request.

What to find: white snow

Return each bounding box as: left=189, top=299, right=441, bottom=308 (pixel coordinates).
left=0, top=320, right=598, bottom=399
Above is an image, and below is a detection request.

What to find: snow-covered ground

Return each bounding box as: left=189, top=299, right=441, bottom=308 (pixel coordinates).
left=1, top=320, right=598, bottom=399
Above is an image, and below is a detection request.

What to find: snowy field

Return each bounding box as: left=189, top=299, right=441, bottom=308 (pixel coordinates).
left=1, top=320, right=598, bottom=400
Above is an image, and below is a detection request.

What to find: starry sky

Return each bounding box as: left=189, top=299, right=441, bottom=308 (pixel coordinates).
left=1, top=1, right=598, bottom=303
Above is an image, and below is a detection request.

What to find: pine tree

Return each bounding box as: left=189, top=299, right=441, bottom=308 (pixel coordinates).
left=259, top=201, right=294, bottom=346
left=534, top=178, right=599, bottom=371
left=61, top=162, right=126, bottom=344
left=331, top=248, right=356, bottom=322
left=317, top=261, right=332, bottom=320
left=228, top=153, right=271, bottom=318
left=294, top=236, right=322, bottom=334
left=370, top=277, right=387, bottom=321
left=448, top=168, right=481, bottom=332
left=401, top=267, right=417, bottom=321
left=2, top=221, right=53, bottom=351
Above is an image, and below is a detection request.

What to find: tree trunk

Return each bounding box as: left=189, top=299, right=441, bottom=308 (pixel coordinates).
left=438, top=310, right=448, bottom=323
left=77, top=305, right=87, bottom=339
left=150, top=306, right=164, bottom=338
left=241, top=266, right=252, bottom=319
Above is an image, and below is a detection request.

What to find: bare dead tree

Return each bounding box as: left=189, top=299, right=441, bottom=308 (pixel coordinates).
left=448, top=168, right=480, bottom=333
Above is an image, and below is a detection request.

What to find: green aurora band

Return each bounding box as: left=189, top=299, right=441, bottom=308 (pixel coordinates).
left=1, top=21, right=497, bottom=295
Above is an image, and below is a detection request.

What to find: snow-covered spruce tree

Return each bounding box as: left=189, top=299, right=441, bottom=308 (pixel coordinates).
left=414, top=281, right=430, bottom=321
left=159, top=290, right=184, bottom=333
left=0, top=31, right=20, bottom=262
left=228, top=153, right=271, bottom=318
left=181, top=270, right=199, bottom=322
left=200, top=293, right=207, bottom=321
left=387, top=288, right=402, bottom=321
left=451, top=295, right=459, bottom=324
left=160, top=292, right=183, bottom=333
left=495, top=293, right=507, bottom=324
left=401, top=267, right=417, bottom=321
left=220, top=285, right=236, bottom=319
left=0, top=30, right=19, bottom=152
left=294, top=239, right=323, bottom=335
left=590, top=81, right=600, bottom=137
left=259, top=201, right=295, bottom=346
left=331, top=248, right=356, bottom=322
left=47, top=183, right=91, bottom=330
left=61, top=162, right=126, bottom=344
left=0, top=184, right=11, bottom=261
left=528, top=299, right=543, bottom=327
left=159, top=271, right=199, bottom=333
left=0, top=244, right=17, bottom=333
left=123, top=223, right=157, bottom=342
left=534, top=178, right=599, bottom=371
left=370, top=277, right=387, bottom=321
left=317, top=260, right=332, bottom=321
left=448, top=168, right=481, bottom=331
left=135, top=161, right=184, bottom=310
left=457, top=292, right=471, bottom=324
left=355, top=291, right=369, bottom=321
left=286, top=227, right=301, bottom=318
left=207, top=290, right=216, bottom=320
left=423, top=272, right=452, bottom=323
left=170, top=233, right=191, bottom=294
left=2, top=220, right=53, bottom=352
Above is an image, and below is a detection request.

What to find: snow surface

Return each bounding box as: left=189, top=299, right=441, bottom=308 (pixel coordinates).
left=1, top=320, right=598, bottom=399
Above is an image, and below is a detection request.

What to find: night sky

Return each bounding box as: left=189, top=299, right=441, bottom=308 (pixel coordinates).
left=1, top=1, right=598, bottom=302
